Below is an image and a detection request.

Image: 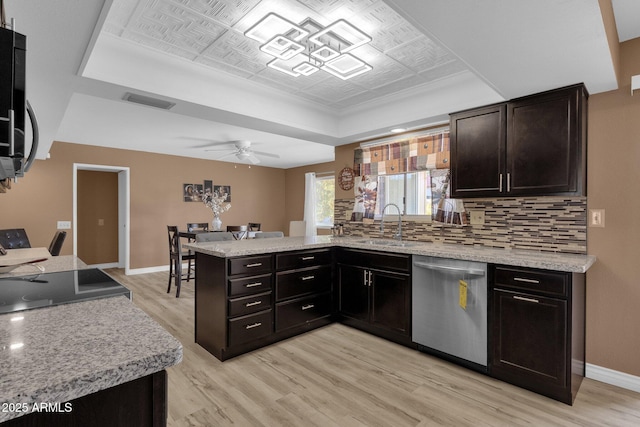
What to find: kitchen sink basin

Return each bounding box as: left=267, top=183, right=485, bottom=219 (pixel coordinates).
left=355, top=239, right=418, bottom=248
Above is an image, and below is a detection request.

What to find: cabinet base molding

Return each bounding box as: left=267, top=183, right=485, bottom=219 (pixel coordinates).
left=586, top=363, right=640, bottom=393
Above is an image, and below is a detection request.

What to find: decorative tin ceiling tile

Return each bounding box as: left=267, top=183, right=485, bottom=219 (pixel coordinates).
left=194, top=56, right=256, bottom=78
left=302, top=76, right=368, bottom=102
left=295, top=0, right=377, bottom=17
left=172, top=0, right=262, bottom=27
left=386, top=36, right=459, bottom=73
left=122, top=31, right=199, bottom=60
left=125, top=4, right=228, bottom=55
left=418, top=60, right=468, bottom=83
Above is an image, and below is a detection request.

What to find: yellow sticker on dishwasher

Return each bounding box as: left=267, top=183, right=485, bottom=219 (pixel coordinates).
left=459, top=280, right=468, bottom=310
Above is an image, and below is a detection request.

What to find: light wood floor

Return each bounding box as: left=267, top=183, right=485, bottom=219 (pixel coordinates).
left=106, top=269, right=640, bottom=427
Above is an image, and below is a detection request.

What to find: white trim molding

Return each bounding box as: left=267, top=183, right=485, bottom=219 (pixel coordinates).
left=586, top=363, right=640, bottom=393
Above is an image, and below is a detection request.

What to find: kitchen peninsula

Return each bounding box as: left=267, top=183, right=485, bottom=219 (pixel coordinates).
left=186, top=235, right=594, bottom=404
left=0, top=256, right=183, bottom=426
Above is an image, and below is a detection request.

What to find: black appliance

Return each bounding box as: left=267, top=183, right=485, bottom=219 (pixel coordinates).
left=0, top=22, right=38, bottom=181
left=0, top=268, right=132, bottom=314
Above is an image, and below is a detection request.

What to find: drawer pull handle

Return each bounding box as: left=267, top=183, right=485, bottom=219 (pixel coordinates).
left=301, top=275, right=315, bottom=281
left=301, top=256, right=315, bottom=261
left=513, top=295, right=539, bottom=304
left=245, top=322, right=262, bottom=329
left=302, top=304, right=315, bottom=310
left=513, top=277, right=540, bottom=284
left=245, top=282, right=263, bottom=288
left=245, top=301, right=262, bottom=307
left=246, top=262, right=263, bottom=268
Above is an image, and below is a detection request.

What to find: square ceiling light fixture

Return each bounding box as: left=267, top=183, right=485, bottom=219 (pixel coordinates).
left=245, top=13, right=372, bottom=80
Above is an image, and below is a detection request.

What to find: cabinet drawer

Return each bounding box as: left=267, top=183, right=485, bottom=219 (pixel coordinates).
left=275, top=292, right=332, bottom=331
left=228, top=310, right=272, bottom=347
left=494, top=266, right=568, bottom=298
left=228, top=255, right=273, bottom=276
left=228, top=273, right=272, bottom=297
left=228, top=291, right=272, bottom=317
left=276, top=266, right=332, bottom=301
left=338, top=249, right=410, bottom=273
left=276, top=249, right=332, bottom=270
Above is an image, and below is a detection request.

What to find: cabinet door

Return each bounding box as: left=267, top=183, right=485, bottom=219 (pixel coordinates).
left=506, top=85, right=586, bottom=195
left=491, top=289, right=567, bottom=389
left=451, top=103, right=506, bottom=198
left=338, top=265, right=369, bottom=322
left=370, top=270, right=410, bottom=336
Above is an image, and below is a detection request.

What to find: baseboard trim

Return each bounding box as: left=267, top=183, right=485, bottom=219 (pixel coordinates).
left=127, top=265, right=169, bottom=275
left=586, top=363, right=640, bottom=393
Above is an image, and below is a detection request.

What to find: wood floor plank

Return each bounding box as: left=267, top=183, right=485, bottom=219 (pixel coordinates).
left=104, top=269, right=640, bottom=427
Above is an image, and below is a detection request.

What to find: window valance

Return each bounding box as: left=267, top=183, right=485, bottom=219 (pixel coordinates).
left=353, top=131, right=450, bottom=176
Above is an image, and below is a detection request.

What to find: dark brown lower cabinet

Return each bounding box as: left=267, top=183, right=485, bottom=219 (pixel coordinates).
left=490, top=266, right=585, bottom=404
left=3, top=371, right=167, bottom=427
left=338, top=249, right=412, bottom=346
left=195, top=249, right=333, bottom=361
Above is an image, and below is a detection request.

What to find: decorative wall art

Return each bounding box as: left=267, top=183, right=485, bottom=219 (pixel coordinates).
left=213, top=185, right=231, bottom=202
left=183, top=183, right=203, bottom=202
left=350, top=175, right=378, bottom=222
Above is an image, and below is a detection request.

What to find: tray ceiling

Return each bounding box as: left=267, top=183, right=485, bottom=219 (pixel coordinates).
left=100, top=0, right=467, bottom=109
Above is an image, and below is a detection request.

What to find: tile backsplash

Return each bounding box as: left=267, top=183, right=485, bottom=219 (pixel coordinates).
left=334, top=197, right=587, bottom=254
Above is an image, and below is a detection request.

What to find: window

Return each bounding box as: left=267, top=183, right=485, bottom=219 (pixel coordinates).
left=315, top=175, right=335, bottom=228
left=374, top=170, right=433, bottom=218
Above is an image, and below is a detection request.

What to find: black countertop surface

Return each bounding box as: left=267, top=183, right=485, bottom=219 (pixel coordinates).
left=0, top=268, right=131, bottom=314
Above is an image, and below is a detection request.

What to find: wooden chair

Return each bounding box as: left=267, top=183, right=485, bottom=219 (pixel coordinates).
left=253, top=231, right=284, bottom=238
left=167, top=225, right=195, bottom=298
left=248, top=222, right=261, bottom=231
left=227, top=225, right=248, bottom=240
left=195, top=232, right=235, bottom=242
left=48, top=231, right=67, bottom=256
left=186, top=223, right=208, bottom=276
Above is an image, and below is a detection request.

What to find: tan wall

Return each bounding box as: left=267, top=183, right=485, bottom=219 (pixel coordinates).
left=1, top=142, right=286, bottom=269
left=283, top=143, right=359, bottom=235
left=587, top=37, right=640, bottom=376
left=77, top=170, right=118, bottom=265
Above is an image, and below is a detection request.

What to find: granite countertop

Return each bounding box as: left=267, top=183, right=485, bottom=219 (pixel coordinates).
left=0, top=296, right=183, bottom=422
left=184, top=235, right=596, bottom=273
left=1, top=254, right=88, bottom=278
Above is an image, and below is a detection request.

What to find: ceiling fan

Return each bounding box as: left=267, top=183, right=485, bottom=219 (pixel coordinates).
left=204, top=140, right=280, bottom=164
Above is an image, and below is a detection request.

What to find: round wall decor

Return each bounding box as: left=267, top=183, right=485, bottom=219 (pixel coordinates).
left=338, top=167, right=355, bottom=191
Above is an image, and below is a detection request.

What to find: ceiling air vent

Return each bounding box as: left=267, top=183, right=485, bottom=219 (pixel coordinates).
left=122, top=92, right=175, bottom=110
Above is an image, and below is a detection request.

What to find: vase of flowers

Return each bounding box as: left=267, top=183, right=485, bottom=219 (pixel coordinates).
left=203, top=189, right=231, bottom=231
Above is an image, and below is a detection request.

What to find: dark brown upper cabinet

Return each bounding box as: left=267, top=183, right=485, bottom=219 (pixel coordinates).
left=451, top=84, right=588, bottom=198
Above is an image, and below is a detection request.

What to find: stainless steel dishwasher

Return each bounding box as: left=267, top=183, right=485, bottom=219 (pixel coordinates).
left=412, top=255, right=488, bottom=370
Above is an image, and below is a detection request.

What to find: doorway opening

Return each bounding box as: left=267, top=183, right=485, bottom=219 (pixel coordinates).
left=73, top=164, right=130, bottom=274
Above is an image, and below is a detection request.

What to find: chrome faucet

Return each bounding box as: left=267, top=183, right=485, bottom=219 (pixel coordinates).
left=380, top=203, right=402, bottom=241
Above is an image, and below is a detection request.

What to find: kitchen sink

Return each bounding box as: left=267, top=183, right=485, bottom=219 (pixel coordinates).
left=355, top=238, right=418, bottom=248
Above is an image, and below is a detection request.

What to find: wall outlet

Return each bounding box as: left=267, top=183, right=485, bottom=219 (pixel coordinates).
left=469, top=210, right=485, bottom=225
left=589, top=209, right=605, bottom=227
left=57, top=221, right=71, bottom=230
left=98, top=218, right=105, bottom=226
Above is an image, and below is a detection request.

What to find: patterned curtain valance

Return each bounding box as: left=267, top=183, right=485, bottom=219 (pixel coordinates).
left=354, top=131, right=450, bottom=176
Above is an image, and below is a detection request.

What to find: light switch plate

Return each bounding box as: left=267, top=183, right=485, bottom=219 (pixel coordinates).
left=57, top=221, right=71, bottom=230
left=589, top=209, right=605, bottom=227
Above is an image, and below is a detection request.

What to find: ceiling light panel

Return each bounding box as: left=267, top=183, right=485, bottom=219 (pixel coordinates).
left=309, top=19, right=372, bottom=52
left=245, top=13, right=308, bottom=44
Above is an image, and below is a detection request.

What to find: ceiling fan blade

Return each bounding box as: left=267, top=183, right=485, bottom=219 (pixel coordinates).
left=252, top=150, right=280, bottom=159
left=247, top=154, right=261, bottom=164
left=214, top=152, right=237, bottom=161
left=204, top=148, right=236, bottom=152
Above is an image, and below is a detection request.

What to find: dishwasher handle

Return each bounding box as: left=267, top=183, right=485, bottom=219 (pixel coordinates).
left=413, top=261, right=485, bottom=277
